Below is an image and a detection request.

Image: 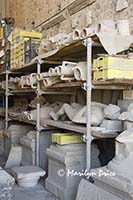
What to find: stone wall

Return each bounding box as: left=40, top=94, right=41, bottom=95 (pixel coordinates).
left=8, top=0, right=133, bottom=37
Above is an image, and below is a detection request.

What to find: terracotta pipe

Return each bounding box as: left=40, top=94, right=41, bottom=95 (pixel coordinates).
left=81, top=27, right=95, bottom=39
left=48, top=67, right=58, bottom=77
left=73, top=62, right=87, bottom=81
left=37, top=72, right=48, bottom=81
left=43, top=77, right=61, bottom=88
left=72, top=29, right=81, bottom=40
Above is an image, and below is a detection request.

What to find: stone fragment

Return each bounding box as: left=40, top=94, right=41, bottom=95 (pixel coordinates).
left=104, top=104, right=121, bottom=120
left=46, top=144, right=86, bottom=200
left=0, top=168, right=15, bottom=200
left=116, top=0, right=128, bottom=12
left=118, top=100, right=133, bottom=112
left=100, top=119, right=123, bottom=132
left=76, top=179, right=121, bottom=200
left=11, top=166, right=46, bottom=188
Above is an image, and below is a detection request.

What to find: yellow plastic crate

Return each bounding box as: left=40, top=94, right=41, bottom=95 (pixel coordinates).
left=0, top=27, right=3, bottom=39
left=94, top=56, right=133, bottom=69
left=93, top=56, right=133, bottom=80
left=12, top=29, right=42, bottom=39
left=93, top=68, right=133, bottom=80
left=52, top=133, right=83, bottom=145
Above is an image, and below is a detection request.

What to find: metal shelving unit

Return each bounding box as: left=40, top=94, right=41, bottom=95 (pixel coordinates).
left=1, top=36, right=133, bottom=170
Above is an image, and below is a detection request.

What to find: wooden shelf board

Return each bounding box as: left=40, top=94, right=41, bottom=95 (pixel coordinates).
left=46, top=120, right=86, bottom=134
left=93, top=79, right=133, bottom=86
left=36, top=38, right=103, bottom=62
left=10, top=89, right=36, bottom=94
left=46, top=120, right=118, bottom=138
left=11, top=60, right=61, bottom=73
left=51, top=81, right=83, bottom=88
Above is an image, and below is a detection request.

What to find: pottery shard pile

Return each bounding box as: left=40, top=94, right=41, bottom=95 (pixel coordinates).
left=76, top=179, right=121, bottom=200
left=0, top=168, right=15, bottom=200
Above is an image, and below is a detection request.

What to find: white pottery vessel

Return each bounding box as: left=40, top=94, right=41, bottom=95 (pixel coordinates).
left=96, top=20, right=117, bottom=33
left=117, top=20, right=130, bottom=35
left=81, top=27, right=95, bottom=39
left=48, top=67, right=58, bottom=77
left=43, top=77, right=62, bottom=88
left=72, top=29, right=82, bottom=40
left=26, top=73, right=37, bottom=89
left=73, top=62, right=87, bottom=81
left=37, top=72, right=48, bottom=81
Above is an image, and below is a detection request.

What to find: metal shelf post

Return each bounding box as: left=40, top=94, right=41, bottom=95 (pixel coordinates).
left=36, top=59, right=42, bottom=166
left=5, top=70, right=9, bottom=129
left=84, top=38, right=93, bottom=171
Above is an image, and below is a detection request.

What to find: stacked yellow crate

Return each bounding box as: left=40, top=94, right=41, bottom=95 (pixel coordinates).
left=10, top=28, right=42, bottom=70
left=93, top=56, right=133, bottom=80
left=52, top=133, right=83, bottom=145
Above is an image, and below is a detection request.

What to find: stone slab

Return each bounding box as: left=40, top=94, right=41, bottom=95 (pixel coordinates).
left=118, top=100, right=133, bottom=112
left=11, top=166, right=45, bottom=179
left=100, top=119, right=123, bottom=132
left=91, top=167, right=133, bottom=200
left=76, top=179, right=122, bottom=200
left=46, top=144, right=86, bottom=200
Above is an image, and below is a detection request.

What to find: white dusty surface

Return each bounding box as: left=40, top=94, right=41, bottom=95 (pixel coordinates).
left=14, top=183, right=59, bottom=200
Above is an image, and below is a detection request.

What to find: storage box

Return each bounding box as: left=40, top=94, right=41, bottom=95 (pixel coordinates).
left=93, top=56, right=133, bottom=80
left=52, top=133, right=83, bottom=145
